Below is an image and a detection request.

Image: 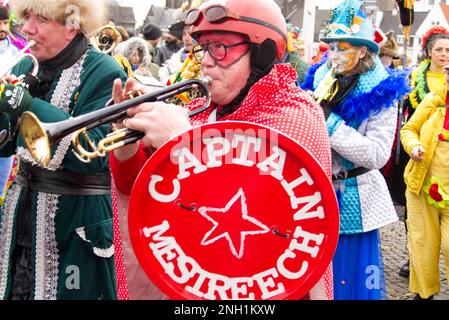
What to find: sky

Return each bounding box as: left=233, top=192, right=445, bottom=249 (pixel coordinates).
left=116, top=0, right=164, bottom=25
left=116, top=0, right=336, bottom=25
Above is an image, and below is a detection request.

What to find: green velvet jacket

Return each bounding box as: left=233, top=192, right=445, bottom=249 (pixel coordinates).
left=0, top=48, right=127, bottom=300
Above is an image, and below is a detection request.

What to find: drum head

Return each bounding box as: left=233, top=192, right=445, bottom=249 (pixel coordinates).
left=129, top=121, right=339, bottom=300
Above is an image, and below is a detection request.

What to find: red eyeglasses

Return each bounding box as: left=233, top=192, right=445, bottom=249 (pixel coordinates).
left=185, top=4, right=287, bottom=42
left=192, top=41, right=250, bottom=63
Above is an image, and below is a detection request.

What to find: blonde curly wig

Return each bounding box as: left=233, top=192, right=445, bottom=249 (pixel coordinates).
left=10, top=0, right=106, bottom=36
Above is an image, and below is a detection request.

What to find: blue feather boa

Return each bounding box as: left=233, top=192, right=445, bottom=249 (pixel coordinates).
left=335, top=68, right=411, bottom=127
left=300, top=54, right=328, bottom=90
left=301, top=58, right=411, bottom=128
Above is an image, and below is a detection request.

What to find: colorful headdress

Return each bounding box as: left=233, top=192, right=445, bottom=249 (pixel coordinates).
left=321, top=0, right=385, bottom=53
left=287, top=23, right=303, bottom=53
left=421, top=26, right=449, bottom=52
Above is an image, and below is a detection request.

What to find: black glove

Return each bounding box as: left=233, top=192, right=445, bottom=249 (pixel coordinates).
left=0, top=83, right=33, bottom=120
left=0, top=129, right=8, bottom=149
left=0, top=113, right=14, bottom=149
left=320, top=101, right=332, bottom=120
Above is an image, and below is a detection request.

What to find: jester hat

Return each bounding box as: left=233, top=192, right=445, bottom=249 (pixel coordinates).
left=321, top=0, right=385, bottom=53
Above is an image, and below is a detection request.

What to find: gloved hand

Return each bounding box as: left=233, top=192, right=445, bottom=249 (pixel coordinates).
left=0, top=83, right=33, bottom=120
left=320, top=101, right=332, bottom=120
left=0, top=129, right=8, bottom=149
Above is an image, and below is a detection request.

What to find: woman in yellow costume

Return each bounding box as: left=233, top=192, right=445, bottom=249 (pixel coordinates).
left=401, top=33, right=449, bottom=299
left=392, top=26, right=449, bottom=279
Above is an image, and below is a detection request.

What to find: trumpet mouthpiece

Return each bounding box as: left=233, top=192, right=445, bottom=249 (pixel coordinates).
left=23, top=40, right=36, bottom=52
left=201, top=76, right=212, bottom=86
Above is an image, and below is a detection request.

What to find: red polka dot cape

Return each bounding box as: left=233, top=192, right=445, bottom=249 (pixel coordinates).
left=111, top=63, right=334, bottom=300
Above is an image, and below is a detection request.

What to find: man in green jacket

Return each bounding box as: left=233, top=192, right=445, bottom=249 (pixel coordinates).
left=0, top=0, right=127, bottom=300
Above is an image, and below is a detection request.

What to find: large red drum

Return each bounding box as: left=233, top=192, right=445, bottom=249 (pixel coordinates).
left=128, top=121, right=339, bottom=300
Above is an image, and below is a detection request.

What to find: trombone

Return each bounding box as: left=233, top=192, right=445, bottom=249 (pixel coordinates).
left=0, top=40, right=38, bottom=83
left=89, top=25, right=120, bottom=55
left=20, top=77, right=212, bottom=167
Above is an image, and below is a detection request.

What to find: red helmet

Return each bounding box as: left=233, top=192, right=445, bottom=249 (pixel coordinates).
left=186, top=0, right=287, bottom=60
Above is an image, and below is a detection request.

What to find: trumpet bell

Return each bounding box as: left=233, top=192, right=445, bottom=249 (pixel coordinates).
left=20, top=111, right=51, bottom=167
left=0, top=40, right=39, bottom=82
left=89, top=25, right=119, bottom=55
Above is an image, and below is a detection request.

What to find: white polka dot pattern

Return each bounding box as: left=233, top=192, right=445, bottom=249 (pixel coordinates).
left=111, top=177, right=129, bottom=300
left=189, top=64, right=332, bottom=177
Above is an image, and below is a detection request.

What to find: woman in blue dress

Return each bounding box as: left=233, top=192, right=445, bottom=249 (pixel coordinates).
left=302, top=0, right=410, bottom=299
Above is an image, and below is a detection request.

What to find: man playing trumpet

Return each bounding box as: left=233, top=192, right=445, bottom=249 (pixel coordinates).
left=110, top=0, right=334, bottom=300
left=0, top=0, right=126, bottom=300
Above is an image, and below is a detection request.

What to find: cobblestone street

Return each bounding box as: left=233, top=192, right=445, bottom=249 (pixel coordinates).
left=381, top=206, right=449, bottom=300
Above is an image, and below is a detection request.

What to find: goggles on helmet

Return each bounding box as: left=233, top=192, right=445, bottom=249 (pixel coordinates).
left=185, top=4, right=287, bottom=43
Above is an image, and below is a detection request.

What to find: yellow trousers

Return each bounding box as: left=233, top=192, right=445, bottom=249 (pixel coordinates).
left=406, top=141, right=449, bottom=298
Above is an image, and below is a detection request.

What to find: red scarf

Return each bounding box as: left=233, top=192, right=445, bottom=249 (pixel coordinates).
left=439, top=96, right=449, bottom=141
left=444, top=96, right=449, bottom=130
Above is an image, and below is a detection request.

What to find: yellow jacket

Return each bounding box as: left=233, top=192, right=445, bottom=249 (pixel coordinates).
left=401, top=85, right=448, bottom=195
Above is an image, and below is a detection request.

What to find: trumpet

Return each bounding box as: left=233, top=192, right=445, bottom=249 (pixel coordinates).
left=89, top=25, right=119, bottom=55
left=0, top=40, right=38, bottom=83
left=20, top=77, right=212, bottom=167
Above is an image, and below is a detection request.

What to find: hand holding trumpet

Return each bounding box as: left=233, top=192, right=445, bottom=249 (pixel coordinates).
left=1, top=74, right=19, bottom=85
left=111, top=78, right=193, bottom=161
left=0, top=82, right=33, bottom=120
left=0, top=40, right=38, bottom=119
left=0, top=40, right=38, bottom=85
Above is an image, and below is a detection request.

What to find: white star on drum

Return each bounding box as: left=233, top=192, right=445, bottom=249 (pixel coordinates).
left=198, top=188, right=270, bottom=259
